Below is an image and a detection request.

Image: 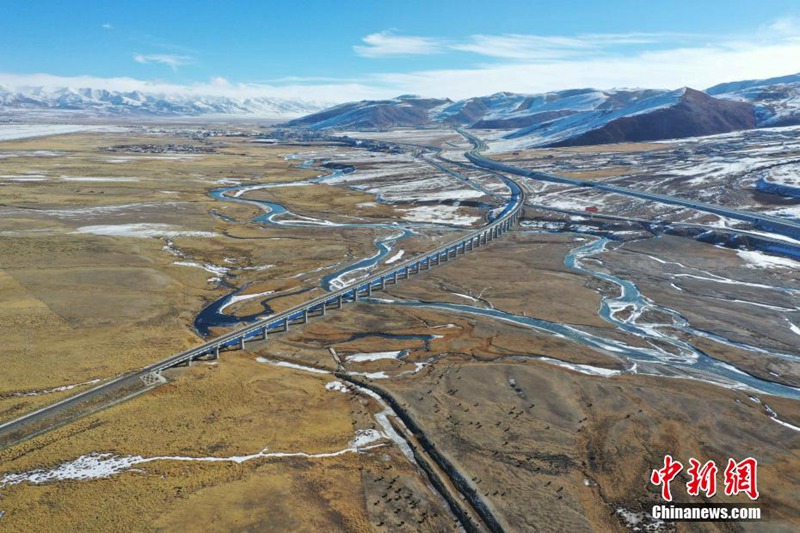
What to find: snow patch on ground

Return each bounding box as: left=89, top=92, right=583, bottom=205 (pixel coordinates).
left=325, top=381, right=350, bottom=393
left=0, top=174, right=48, bottom=181
left=345, top=351, right=403, bottom=363
left=11, top=378, right=102, bottom=398
left=537, top=357, right=622, bottom=376
left=255, top=357, right=331, bottom=374
left=350, top=429, right=385, bottom=448
left=385, top=250, right=405, bottom=264
left=0, top=124, right=126, bottom=141
left=736, top=249, right=800, bottom=269
left=759, top=162, right=800, bottom=187
left=400, top=205, right=480, bottom=226
left=172, top=261, right=229, bottom=283
left=74, top=223, right=217, bottom=238
left=219, top=291, right=274, bottom=313
left=0, top=439, right=387, bottom=487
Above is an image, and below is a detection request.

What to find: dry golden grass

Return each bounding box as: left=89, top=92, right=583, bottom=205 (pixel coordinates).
left=0, top=356, right=455, bottom=532
left=0, top=131, right=401, bottom=411
left=384, top=361, right=800, bottom=532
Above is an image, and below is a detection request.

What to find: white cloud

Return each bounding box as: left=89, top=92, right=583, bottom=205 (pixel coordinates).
left=354, top=31, right=444, bottom=58
left=764, top=16, right=800, bottom=36
left=450, top=32, right=680, bottom=60
left=3, top=20, right=800, bottom=104
left=210, top=76, right=231, bottom=87
left=133, top=54, right=194, bottom=70
left=101, top=23, right=113, bottom=30
left=353, top=30, right=686, bottom=61
left=369, top=39, right=800, bottom=99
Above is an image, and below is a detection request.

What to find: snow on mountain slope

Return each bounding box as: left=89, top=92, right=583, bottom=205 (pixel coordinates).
left=0, top=86, right=327, bottom=118
left=707, top=73, right=800, bottom=127
left=488, top=88, right=685, bottom=149
left=487, top=88, right=756, bottom=151
left=283, top=95, right=451, bottom=129
left=543, top=89, right=751, bottom=149
left=279, top=72, right=797, bottom=149
left=284, top=88, right=671, bottom=132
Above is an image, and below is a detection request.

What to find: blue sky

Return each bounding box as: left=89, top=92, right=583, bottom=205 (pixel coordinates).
left=2, top=0, right=800, bottom=101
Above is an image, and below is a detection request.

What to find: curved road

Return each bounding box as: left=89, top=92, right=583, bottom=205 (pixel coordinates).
left=459, top=129, right=800, bottom=240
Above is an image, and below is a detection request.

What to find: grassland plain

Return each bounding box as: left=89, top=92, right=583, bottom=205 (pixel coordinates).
left=0, top=128, right=490, bottom=531
left=2, top=129, right=799, bottom=532
left=0, top=131, right=426, bottom=420
left=0, top=357, right=455, bottom=532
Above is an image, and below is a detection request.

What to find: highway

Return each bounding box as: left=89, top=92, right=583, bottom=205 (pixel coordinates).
left=459, top=129, right=800, bottom=240
left=0, top=143, right=525, bottom=449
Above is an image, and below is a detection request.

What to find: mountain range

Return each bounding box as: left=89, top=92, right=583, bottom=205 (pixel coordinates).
left=2, top=73, right=799, bottom=148
left=0, top=86, right=326, bottom=119
left=282, top=73, right=800, bottom=149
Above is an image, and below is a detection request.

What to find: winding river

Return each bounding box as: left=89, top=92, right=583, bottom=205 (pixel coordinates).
left=193, top=150, right=798, bottom=400
left=194, top=152, right=482, bottom=335
left=364, top=230, right=800, bottom=400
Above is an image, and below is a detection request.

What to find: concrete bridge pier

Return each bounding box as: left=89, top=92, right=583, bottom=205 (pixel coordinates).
left=302, top=309, right=308, bottom=323
left=367, top=283, right=372, bottom=296
left=337, top=295, right=343, bottom=309
left=283, top=317, right=290, bottom=332
left=239, top=337, right=245, bottom=350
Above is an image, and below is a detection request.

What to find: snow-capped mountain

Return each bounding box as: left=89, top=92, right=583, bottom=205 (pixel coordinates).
left=283, top=95, right=451, bottom=129
left=706, top=73, right=800, bottom=127
left=6, top=72, right=799, bottom=146
left=282, top=89, right=671, bottom=131
left=494, top=87, right=755, bottom=149
left=281, top=86, right=756, bottom=148
left=0, top=86, right=327, bottom=118
left=284, top=73, right=800, bottom=148
left=429, top=88, right=669, bottom=130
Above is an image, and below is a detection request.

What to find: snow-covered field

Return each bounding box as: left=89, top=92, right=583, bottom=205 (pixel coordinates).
left=74, top=223, right=217, bottom=238
left=322, top=150, right=491, bottom=206
left=400, top=205, right=481, bottom=226
left=500, top=125, right=800, bottom=222
left=759, top=162, right=800, bottom=187
left=345, top=351, right=404, bottom=363
left=0, top=124, right=126, bottom=141
left=736, top=249, right=800, bottom=269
